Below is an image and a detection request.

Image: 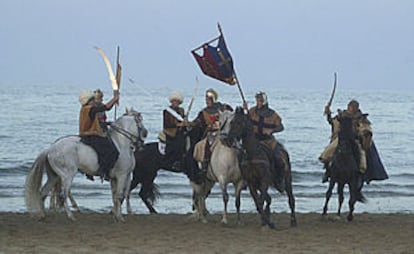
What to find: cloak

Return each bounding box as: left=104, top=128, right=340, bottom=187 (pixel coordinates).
left=364, top=141, right=389, bottom=183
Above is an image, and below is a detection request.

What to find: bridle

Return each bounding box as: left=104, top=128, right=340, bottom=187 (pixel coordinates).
left=109, top=113, right=146, bottom=149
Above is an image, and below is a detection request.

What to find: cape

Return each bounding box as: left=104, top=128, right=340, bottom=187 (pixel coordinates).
left=364, top=141, right=389, bottom=183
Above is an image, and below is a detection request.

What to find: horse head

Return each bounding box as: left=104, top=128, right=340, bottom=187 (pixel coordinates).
left=110, top=108, right=147, bottom=151
left=218, top=109, right=235, bottom=146
left=227, top=106, right=249, bottom=141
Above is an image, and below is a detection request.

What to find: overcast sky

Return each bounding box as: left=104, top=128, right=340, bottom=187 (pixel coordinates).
left=0, top=0, right=413, bottom=91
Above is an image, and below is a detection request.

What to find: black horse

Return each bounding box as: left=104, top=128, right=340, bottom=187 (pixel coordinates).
left=322, top=115, right=365, bottom=221
left=127, top=126, right=203, bottom=214
left=227, top=107, right=297, bottom=228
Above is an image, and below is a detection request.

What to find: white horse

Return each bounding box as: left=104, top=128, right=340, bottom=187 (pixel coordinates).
left=25, top=109, right=147, bottom=222
left=192, top=110, right=244, bottom=224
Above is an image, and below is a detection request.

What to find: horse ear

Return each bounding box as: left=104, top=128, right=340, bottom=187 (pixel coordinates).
left=236, top=106, right=243, bottom=114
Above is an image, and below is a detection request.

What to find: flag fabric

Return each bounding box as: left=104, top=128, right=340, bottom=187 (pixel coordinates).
left=192, top=35, right=236, bottom=85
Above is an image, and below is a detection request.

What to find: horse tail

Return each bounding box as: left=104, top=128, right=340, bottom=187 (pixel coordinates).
left=25, top=150, right=49, bottom=215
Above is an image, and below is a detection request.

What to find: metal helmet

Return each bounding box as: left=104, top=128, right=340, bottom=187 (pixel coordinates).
left=206, top=88, right=218, bottom=102
left=255, top=91, right=268, bottom=105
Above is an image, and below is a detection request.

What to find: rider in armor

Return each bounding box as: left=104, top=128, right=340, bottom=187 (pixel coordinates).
left=319, top=99, right=372, bottom=182
left=243, top=91, right=285, bottom=191
left=163, top=91, right=187, bottom=171
left=192, top=88, right=232, bottom=176
left=79, top=89, right=119, bottom=181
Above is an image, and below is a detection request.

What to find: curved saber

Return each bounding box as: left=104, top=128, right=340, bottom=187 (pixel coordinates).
left=94, top=46, right=118, bottom=91
left=327, top=72, right=337, bottom=107
left=324, top=72, right=337, bottom=116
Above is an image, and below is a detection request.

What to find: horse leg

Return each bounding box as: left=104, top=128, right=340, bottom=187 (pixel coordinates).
left=191, top=182, right=208, bottom=223
left=249, top=185, right=273, bottom=228
left=111, top=175, right=127, bottom=222
left=322, top=179, right=335, bottom=216
left=235, top=181, right=244, bottom=225
left=262, top=189, right=274, bottom=228
left=337, top=183, right=345, bottom=218
left=218, top=178, right=229, bottom=224
left=347, top=182, right=358, bottom=222
left=59, top=176, right=76, bottom=221
left=284, top=166, right=297, bottom=227
left=139, top=185, right=158, bottom=214
left=67, top=190, right=79, bottom=212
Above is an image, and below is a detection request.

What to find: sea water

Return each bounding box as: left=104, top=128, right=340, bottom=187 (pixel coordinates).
left=0, top=83, right=413, bottom=214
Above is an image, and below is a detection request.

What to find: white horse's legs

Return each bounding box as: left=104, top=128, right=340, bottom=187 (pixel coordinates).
left=60, top=176, right=76, bottom=221
left=218, top=178, right=229, bottom=224
left=111, top=174, right=129, bottom=222
left=124, top=173, right=132, bottom=214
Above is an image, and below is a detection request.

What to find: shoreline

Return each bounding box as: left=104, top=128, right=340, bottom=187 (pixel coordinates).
left=1, top=212, right=413, bottom=253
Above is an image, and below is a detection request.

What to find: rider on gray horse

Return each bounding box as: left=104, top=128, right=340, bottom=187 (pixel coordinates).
left=78, top=89, right=119, bottom=180
left=192, top=88, right=232, bottom=177
left=243, top=91, right=285, bottom=192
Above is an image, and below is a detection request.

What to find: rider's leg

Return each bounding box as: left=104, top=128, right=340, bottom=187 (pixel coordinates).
left=320, top=138, right=338, bottom=182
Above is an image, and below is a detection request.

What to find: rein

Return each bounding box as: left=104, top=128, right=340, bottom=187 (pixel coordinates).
left=109, top=117, right=143, bottom=148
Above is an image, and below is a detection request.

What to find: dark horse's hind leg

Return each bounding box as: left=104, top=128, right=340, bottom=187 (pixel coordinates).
left=322, top=179, right=335, bottom=216
left=282, top=152, right=297, bottom=227
left=337, top=183, right=345, bottom=217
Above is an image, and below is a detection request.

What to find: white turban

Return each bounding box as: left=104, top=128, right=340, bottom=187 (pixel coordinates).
left=169, top=91, right=183, bottom=104
left=79, top=90, right=94, bottom=105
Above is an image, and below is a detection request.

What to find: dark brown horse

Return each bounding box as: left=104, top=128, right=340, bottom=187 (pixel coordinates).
left=226, top=107, right=297, bottom=228
left=322, top=115, right=366, bottom=221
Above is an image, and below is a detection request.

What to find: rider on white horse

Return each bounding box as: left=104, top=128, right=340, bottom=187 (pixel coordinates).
left=79, top=89, right=119, bottom=180
left=192, top=88, right=232, bottom=180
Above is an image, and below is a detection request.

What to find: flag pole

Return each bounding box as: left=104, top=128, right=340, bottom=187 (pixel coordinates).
left=217, top=23, right=246, bottom=105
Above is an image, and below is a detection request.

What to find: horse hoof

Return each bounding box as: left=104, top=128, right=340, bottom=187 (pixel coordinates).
left=347, top=215, right=353, bottom=222
left=221, top=218, right=228, bottom=225
left=201, top=218, right=208, bottom=224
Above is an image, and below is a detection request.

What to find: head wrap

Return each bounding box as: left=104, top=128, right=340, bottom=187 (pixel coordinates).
left=168, top=91, right=183, bottom=104
left=79, top=90, right=95, bottom=106
left=206, top=88, right=218, bottom=103
left=255, top=91, right=268, bottom=105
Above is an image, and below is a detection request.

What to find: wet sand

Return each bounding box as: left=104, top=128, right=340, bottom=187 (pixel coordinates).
left=0, top=212, right=413, bottom=254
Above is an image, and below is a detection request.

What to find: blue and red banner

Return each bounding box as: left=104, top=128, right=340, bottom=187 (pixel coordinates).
left=192, top=35, right=235, bottom=85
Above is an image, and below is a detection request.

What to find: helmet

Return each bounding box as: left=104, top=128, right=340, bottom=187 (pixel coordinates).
left=168, top=91, right=183, bottom=104
left=255, top=91, right=268, bottom=105
left=347, top=99, right=359, bottom=111
left=206, top=88, right=218, bottom=102
left=79, top=90, right=94, bottom=106
left=94, top=89, right=103, bottom=99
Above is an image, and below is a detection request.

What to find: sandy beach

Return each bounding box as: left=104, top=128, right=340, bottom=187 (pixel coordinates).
left=0, top=212, right=413, bottom=254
